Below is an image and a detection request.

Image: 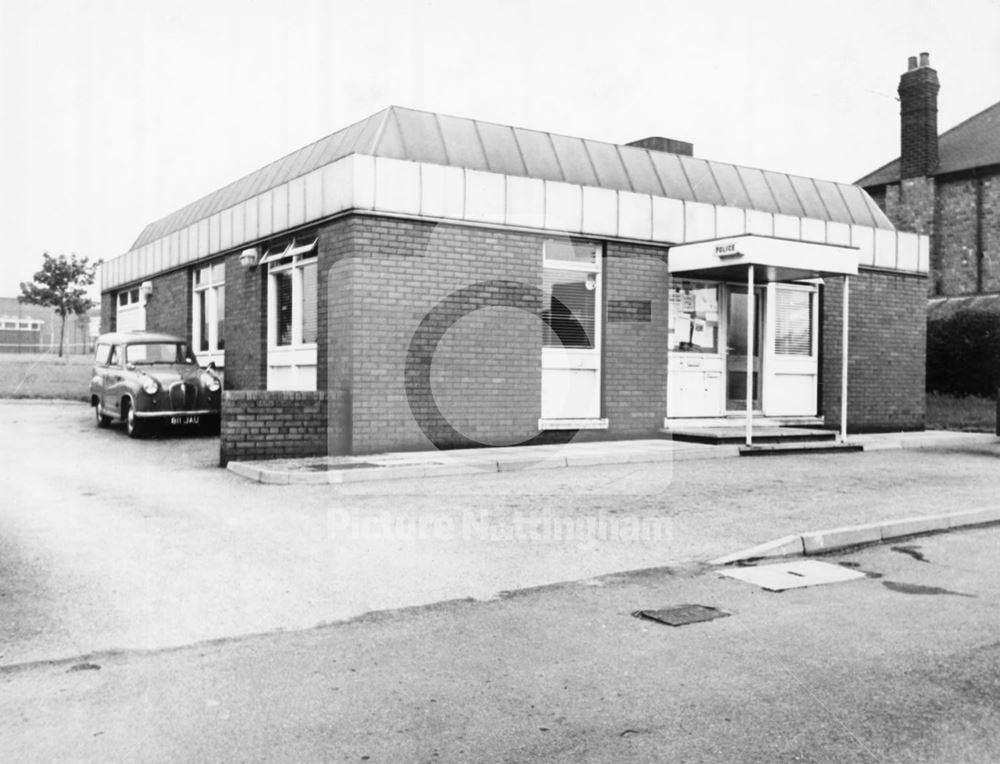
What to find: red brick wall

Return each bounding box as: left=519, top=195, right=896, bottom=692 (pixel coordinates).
left=935, top=177, right=980, bottom=295
left=868, top=169, right=1000, bottom=297
left=325, top=216, right=544, bottom=454
left=604, top=242, right=670, bottom=436
left=144, top=269, right=191, bottom=339
left=822, top=269, right=927, bottom=432
left=220, top=390, right=333, bottom=465
left=223, top=250, right=267, bottom=390
left=100, top=292, right=115, bottom=334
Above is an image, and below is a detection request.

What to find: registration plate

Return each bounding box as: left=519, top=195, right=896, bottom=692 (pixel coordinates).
left=170, top=415, right=200, bottom=425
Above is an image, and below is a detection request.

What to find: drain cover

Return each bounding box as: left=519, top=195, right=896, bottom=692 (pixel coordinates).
left=632, top=604, right=731, bottom=626
left=720, top=560, right=865, bottom=591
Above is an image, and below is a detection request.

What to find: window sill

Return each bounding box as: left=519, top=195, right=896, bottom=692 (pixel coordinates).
left=538, top=418, right=609, bottom=431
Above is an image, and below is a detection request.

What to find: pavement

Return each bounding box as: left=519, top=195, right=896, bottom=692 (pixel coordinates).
left=227, top=429, right=999, bottom=484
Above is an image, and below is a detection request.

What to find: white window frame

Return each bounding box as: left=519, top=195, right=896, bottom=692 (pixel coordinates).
left=192, top=261, right=226, bottom=368
left=116, top=286, right=145, bottom=333
left=266, top=236, right=318, bottom=391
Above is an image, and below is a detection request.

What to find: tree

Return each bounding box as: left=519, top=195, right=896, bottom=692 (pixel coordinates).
left=19, top=253, right=101, bottom=358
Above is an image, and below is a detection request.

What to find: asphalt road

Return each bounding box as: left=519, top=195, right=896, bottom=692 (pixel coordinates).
left=3, top=526, right=1000, bottom=762
left=2, top=400, right=1000, bottom=669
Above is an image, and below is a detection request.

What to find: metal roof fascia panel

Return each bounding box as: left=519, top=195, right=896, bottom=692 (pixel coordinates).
left=584, top=139, right=632, bottom=191
left=813, top=179, right=853, bottom=225
left=787, top=175, right=829, bottom=221
left=708, top=161, right=752, bottom=209
left=762, top=171, right=806, bottom=218
left=549, top=134, right=599, bottom=187
left=391, top=108, right=449, bottom=165
left=511, top=127, right=563, bottom=180
left=618, top=145, right=665, bottom=197
left=475, top=120, right=527, bottom=177
left=648, top=150, right=696, bottom=202
left=435, top=113, right=490, bottom=172
left=735, top=166, right=781, bottom=214
left=677, top=156, right=725, bottom=206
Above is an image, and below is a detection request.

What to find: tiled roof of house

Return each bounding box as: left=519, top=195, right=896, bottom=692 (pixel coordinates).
left=857, top=100, right=1000, bottom=187
left=131, top=106, right=892, bottom=249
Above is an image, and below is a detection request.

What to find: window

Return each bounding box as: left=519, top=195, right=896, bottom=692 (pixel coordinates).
left=669, top=282, right=719, bottom=353
left=193, top=261, right=225, bottom=355
left=268, top=236, right=318, bottom=348
left=774, top=288, right=814, bottom=356
left=125, top=342, right=196, bottom=365
left=542, top=240, right=600, bottom=349
left=94, top=343, right=111, bottom=365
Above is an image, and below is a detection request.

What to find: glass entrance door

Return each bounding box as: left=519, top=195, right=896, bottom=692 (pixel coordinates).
left=726, top=287, right=765, bottom=411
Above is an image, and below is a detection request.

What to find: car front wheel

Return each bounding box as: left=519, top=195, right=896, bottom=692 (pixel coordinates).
left=95, top=400, right=112, bottom=428
left=124, top=401, right=144, bottom=439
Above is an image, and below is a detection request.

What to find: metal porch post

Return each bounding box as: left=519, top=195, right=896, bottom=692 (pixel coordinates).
left=746, top=264, right=755, bottom=448
left=841, top=275, right=850, bottom=442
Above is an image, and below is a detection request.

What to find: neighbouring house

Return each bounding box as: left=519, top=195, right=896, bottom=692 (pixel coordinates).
left=0, top=297, right=97, bottom=354
left=857, top=53, right=1000, bottom=399
left=99, top=106, right=928, bottom=462
left=857, top=52, right=1000, bottom=298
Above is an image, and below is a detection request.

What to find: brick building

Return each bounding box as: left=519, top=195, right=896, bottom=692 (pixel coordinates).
left=0, top=296, right=97, bottom=354
left=100, top=107, right=928, bottom=461
left=857, top=53, right=1000, bottom=300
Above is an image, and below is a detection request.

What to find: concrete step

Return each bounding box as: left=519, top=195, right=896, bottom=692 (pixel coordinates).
left=663, top=426, right=837, bottom=446
left=738, top=441, right=864, bottom=456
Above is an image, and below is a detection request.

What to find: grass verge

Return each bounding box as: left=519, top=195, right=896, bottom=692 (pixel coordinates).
left=925, top=392, right=996, bottom=433
left=0, top=354, right=92, bottom=401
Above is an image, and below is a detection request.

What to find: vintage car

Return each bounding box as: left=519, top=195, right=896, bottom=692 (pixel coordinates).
left=90, top=331, right=222, bottom=437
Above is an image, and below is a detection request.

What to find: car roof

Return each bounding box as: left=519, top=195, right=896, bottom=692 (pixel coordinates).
left=96, top=331, right=188, bottom=344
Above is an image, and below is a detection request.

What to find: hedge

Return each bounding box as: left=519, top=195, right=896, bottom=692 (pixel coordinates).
left=926, top=309, right=1000, bottom=397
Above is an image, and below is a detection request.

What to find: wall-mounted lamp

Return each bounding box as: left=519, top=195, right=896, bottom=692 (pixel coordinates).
left=239, top=247, right=260, bottom=268
left=139, top=280, right=153, bottom=305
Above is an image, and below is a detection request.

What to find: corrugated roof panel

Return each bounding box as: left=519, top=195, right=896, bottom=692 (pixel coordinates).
left=709, top=162, right=752, bottom=209
left=787, top=175, right=828, bottom=220
left=736, top=166, right=780, bottom=214
left=584, top=140, right=632, bottom=191
left=313, top=123, right=352, bottom=166
left=350, top=111, right=385, bottom=155
left=549, top=134, right=598, bottom=187
left=762, top=171, right=805, bottom=217
left=678, top=156, right=725, bottom=206
left=838, top=184, right=876, bottom=227
left=648, top=151, right=695, bottom=201
left=278, top=142, right=323, bottom=186
left=475, top=120, right=527, bottom=176
left=618, top=145, right=664, bottom=196
left=436, top=114, right=489, bottom=171
left=247, top=159, right=283, bottom=199
left=374, top=108, right=408, bottom=160
left=392, top=108, right=449, bottom=164
left=512, top=128, right=563, bottom=180
left=862, top=191, right=893, bottom=229
left=813, top=179, right=852, bottom=224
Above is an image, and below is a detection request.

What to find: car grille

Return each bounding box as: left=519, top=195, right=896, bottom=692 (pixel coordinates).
left=169, top=381, right=197, bottom=410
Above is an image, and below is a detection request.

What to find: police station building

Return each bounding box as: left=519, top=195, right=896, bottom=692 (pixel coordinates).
left=99, top=107, right=929, bottom=461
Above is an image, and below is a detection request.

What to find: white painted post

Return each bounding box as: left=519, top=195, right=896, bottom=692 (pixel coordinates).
left=746, top=264, right=755, bottom=448
left=841, top=275, right=850, bottom=442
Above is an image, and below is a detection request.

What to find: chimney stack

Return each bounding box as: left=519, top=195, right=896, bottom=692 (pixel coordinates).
left=898, top=51, right=939, bottom=178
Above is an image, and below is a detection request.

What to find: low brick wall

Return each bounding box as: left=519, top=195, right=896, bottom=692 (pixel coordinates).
left=220, top=391, right=330, bottom=466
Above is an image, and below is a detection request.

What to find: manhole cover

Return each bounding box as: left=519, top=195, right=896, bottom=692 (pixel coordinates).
left=720, top=560, right=865, bottom=591
left=632, top=604, right=731, bottom=626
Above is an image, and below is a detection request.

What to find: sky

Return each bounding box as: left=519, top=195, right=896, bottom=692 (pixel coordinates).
left=1, top=0, right=999, bottom=298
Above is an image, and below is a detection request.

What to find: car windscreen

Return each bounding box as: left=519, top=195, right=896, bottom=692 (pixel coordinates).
left=125, top=343, right=197, bottom=365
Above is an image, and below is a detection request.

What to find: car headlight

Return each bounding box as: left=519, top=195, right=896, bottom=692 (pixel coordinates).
left=141, top=375, right=158, bottom=395
left=201, top=371, right=221, bottom=392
